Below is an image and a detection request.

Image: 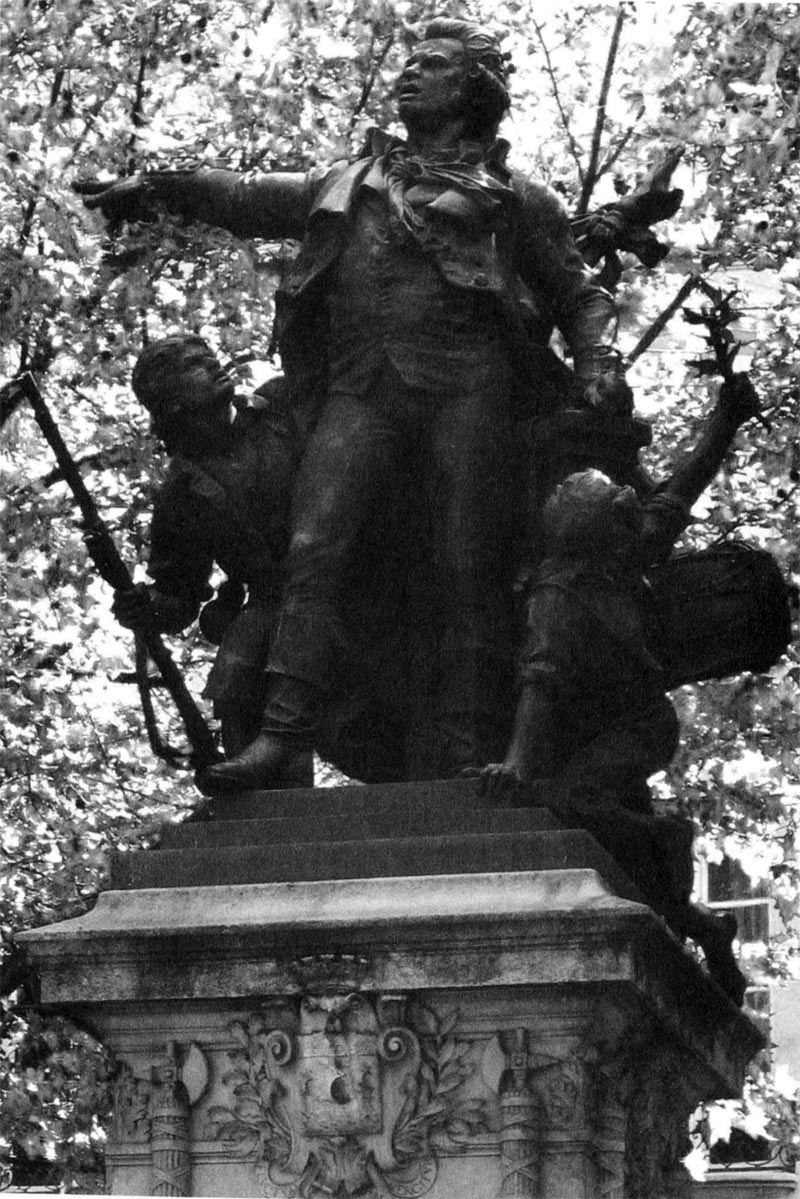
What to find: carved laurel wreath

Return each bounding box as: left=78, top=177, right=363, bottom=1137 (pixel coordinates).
left=206, top=1002, right=487, bottom=1198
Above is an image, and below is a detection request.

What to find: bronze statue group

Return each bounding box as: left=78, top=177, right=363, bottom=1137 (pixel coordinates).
left=78, top=18, right=791, bottom=1005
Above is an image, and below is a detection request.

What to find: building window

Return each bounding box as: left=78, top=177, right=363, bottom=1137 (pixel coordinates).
left=700, top=855, right=771, bottom=1032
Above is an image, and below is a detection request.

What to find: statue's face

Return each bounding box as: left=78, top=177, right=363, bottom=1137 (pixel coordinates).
left=544, top=471, right=643, bottom=561
left=149, top=345, right=233, bottom=445
left=168, top=346, right=233, bottom=420
left=397, top=39, right=468, bottom=132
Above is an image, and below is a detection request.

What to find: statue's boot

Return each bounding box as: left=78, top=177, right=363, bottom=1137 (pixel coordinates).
left=219, top=712, right=314, bottom=788
left=197, top=674, right=317, bottom=795
left=197, top=732, right=298, bottom=794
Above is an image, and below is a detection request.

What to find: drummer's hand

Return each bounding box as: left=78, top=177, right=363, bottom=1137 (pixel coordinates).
left=719, top=372, right=761, bottom=428
left=73, top=176, right=152, bottom=223
left=479, top=761, right=527, bottom=804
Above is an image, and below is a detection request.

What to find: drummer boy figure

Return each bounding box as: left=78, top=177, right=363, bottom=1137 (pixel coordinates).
left=480, top=374, right=765, bottom=1005
left=482, top=372, right=761, bottom=803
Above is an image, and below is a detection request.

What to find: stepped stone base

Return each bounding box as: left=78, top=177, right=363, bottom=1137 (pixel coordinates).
left=20, top=780, right=762, bottom=1198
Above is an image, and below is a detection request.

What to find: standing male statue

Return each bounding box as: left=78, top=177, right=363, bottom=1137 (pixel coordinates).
left=78, top=17, right=619, bottom=792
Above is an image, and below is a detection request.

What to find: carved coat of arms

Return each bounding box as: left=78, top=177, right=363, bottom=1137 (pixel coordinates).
left=207, top=993, right=486, bottom=1198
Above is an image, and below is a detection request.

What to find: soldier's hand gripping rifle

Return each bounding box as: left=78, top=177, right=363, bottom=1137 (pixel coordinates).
left=13, top=371, right=220, bottom=769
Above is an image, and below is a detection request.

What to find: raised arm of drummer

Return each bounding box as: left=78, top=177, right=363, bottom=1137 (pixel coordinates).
left=641, top=374, right=761, bottom=563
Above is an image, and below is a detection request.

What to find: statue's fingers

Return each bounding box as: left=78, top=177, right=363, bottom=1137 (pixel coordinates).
left=72, top=176, right=144, bottom=218
left=72, top=178, right=109, bottom=194
left=483, top=766, right=511, bottom=802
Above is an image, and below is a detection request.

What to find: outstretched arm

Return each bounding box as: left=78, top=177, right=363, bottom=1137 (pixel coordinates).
left=641, top=373, right=761, bottom=562
left=74, top=165, right=325, bottom=240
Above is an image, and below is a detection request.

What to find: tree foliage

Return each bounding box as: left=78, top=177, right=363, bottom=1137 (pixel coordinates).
left=1, top=0, right=799, bottom=1186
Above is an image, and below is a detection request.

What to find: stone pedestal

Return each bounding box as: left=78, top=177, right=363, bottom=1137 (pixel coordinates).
left=20, top=779, right=762, bottom=1198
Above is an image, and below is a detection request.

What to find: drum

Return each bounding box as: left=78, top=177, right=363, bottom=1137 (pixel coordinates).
left=649, top=542, right=792, bottom=690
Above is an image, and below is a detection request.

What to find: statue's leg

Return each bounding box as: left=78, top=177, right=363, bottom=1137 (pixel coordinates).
left=558, top=700, right=680, bottom=812
left=205, top=602, right=271, bottom=755
left=429, top=363, right=521, bottom=775
left=556, top=776, right=747, bottom=1003
left=199, top=600, right=313, bottom=790
left=199, top=387, right=405, bottom=793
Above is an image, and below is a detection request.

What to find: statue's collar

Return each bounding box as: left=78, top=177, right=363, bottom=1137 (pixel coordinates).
left=359, top=126, right=511, bottom=174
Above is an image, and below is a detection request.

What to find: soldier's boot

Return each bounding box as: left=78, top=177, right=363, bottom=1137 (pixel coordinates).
left=197, top=675, right=317, bottom=795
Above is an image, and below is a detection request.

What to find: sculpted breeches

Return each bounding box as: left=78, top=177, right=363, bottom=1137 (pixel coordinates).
left=266, top=357, right=522, bottom=772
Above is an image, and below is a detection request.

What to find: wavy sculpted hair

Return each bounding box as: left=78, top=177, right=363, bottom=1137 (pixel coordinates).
left=421, top=17, right=512, bottom=141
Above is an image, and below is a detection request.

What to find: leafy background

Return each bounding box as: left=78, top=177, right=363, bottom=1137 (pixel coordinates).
left=1, top=0, right=799, bottom=1187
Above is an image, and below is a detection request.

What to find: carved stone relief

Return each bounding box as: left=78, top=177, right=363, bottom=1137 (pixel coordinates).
left=112, top=1062, right=151, bottom=1145
left=497, top=1029, right=540, bottom=1198
left=494, top=1024, right=633, bottom=1199
left=207, top=993, right=488, bottom=1198
left=111, top=1041, right=209, bottom=1197
left=623, top=1042, right=696, bottom=1199
left=576, top=1006, right=691, bottom=1199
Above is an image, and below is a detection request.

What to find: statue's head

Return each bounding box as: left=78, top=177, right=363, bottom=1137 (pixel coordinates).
left=397, top=17, right=511, bottom=142
left=542, top=469, right=643, bottom=562
left=132, top=335, right=234, bottom=449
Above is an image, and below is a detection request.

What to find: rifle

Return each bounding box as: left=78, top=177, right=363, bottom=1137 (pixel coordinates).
left=14, top=371, right=220, bottom=768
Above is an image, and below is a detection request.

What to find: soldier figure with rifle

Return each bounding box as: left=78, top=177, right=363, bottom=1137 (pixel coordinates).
left=9, top=370, right=219, bottom=769
left=112, top=335, right=312, bottom=785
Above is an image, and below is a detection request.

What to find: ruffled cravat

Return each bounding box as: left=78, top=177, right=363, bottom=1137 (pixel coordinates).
left=383, top=143, right=514, bottom=235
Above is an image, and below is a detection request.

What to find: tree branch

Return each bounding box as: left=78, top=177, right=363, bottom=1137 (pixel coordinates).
left=349, top=28, right=395, bottom=131
left=627, top=273, right=700, bottom=364
left=596, top=108, right=645, bottom=180
left=577, top=2, right=627, bottom=216
left=12, top=65, right=67, bottom=384
left=532, top=19, right=585, bottom=185
left=126, top=12, right=158, bottom=169
left=7, top=445, right=139, bottom=494
left=126, top=54, right=150, bottom=168
left=17, top=74, right=66, bottom=253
